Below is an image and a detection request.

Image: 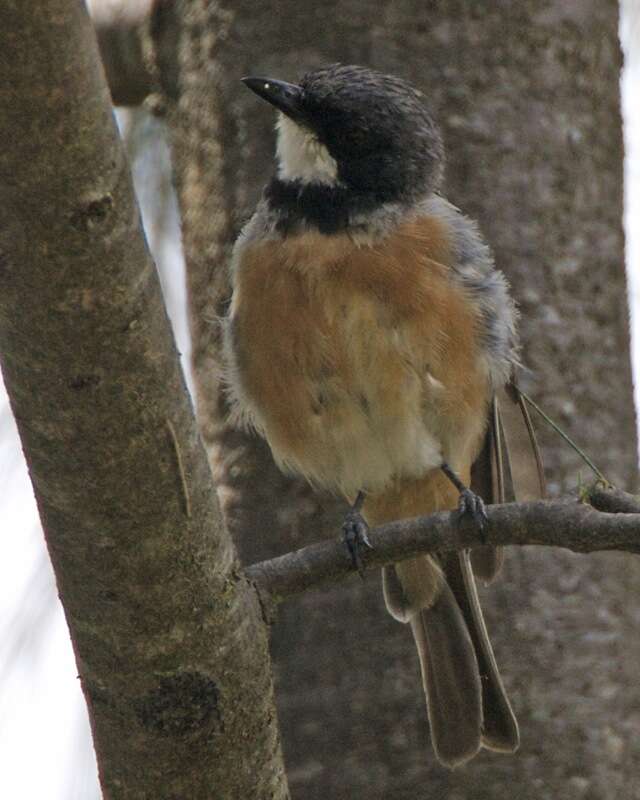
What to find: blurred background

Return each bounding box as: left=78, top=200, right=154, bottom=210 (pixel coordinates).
left=0, top=2, right=638, bottom=798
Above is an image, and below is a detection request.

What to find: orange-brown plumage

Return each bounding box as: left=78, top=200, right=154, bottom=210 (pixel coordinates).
left=228, top=215, right=490, bottom=498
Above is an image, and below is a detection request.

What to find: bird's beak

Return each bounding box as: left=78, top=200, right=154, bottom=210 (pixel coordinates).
left=241, top=76, right=305, bottom=122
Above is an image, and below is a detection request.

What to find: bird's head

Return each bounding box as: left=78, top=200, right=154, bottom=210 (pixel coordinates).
left=242, top=64, right=444, bottom=206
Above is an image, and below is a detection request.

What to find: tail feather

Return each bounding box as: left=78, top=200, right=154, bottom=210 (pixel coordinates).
left=442, top=551, right=519, bottom=752
left=410, top=581, right=483, bottom=768
left=368, top=459, right=520, bottom=766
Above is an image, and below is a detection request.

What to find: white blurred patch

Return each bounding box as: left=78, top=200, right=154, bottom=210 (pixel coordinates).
left=276, top=114, right=338, bottom=185
left=621, top=0, right=640, bottom=461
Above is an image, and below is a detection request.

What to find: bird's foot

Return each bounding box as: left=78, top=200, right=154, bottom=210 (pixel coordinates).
left=441, top=462, right=489, bottom=543
left=342, top=509, right=373, bottom=579
left=457, top=488, right=489, bottom=540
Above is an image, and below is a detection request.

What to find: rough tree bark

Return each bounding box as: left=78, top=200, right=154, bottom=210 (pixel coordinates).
left=0, top=2, right=288, bottom=798
left=151, top=1, right=640, bottom=798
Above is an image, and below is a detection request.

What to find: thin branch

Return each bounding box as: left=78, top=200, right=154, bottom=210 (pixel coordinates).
left=245, top=487, right=640, bottom=602
left=519, top=389, right=608, bottom=483
left=588, top=484, right=640, bottom=514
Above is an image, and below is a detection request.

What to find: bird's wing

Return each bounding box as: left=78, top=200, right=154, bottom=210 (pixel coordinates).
left=470, top=376, right=545, bottom=583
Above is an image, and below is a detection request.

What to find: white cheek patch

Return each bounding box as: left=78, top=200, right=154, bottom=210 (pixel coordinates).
left=276, top=114, right=338, bottom=185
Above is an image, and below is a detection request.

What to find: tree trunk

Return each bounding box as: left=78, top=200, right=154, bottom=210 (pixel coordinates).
left=0, top=2, right=287, bottom=797
left=156, top=0, right=639, bottom=797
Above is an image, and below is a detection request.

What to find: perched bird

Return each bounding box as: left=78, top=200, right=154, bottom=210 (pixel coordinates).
left=225, top=64, right=538, bottom=767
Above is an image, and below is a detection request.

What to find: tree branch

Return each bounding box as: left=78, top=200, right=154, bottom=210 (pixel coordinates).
left=587, top=484, right=640, bottom=514
left=245, top=487, right=640, bottom=602
left=0, top=2, right=287, bottom=797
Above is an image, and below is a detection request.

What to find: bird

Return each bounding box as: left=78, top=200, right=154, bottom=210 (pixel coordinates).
left=224, top=63, right=540, bottom=767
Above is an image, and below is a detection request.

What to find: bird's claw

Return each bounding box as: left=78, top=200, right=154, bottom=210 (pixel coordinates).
left=458, top=488, right=489, bottom=542
left=342, top=510, right=373, bottom=578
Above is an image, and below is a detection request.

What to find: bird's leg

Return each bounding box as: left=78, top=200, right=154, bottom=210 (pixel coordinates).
left=441, top=462, right=489, bottom=538
left=342, top=490, right=373, bottom=578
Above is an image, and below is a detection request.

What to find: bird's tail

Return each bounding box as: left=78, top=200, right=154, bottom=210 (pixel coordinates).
left=408, top=572, right=484, bottom=767
left=366, top=471, right=518, bottom=767
left=441, top=550, right=519, bottom=754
